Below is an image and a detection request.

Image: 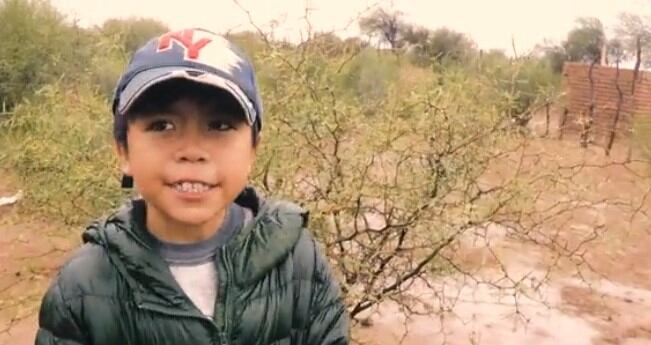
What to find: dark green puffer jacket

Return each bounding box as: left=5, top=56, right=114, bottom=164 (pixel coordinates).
left=35, top=188, right=349, bottom=345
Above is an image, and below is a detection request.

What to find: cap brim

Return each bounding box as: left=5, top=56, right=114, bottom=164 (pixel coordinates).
left=116, top=66, right=257, bottom=124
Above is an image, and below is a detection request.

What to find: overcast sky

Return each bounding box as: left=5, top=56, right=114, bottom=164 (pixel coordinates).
left=50, top=0, right=650, bottom=54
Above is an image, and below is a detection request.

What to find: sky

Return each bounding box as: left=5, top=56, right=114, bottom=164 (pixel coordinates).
left=50, top=0, right=651, bottom=55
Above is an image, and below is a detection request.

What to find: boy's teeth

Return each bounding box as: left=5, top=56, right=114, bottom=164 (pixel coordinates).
left=175, top=182, right=209, bottom=193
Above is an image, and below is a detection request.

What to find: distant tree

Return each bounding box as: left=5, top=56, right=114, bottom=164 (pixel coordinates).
left=359, top=8, right=404, bottom=50
left=562, top=17, right=606, bottom=63
left=342, top=37, right=369, bottom=54
left=403, top=27, right=476, bottom=66
left=474, top=49, right=510, bottom=75
left=0, top=0, right=80, bottom=108
left=475, top=49, right=509, bottom=69
left=607, top=38, right=626, bottom=66
left=399, top=24, right=430, bottom=46
left=307, top=32, right=346, bottom=56
left=426, top=27, right=476, bottom=64
left=614, top=13, right=651, bottom=93
left=541, top=45, right=567, bottom=73
left=101, top=17, right=169, bottom=55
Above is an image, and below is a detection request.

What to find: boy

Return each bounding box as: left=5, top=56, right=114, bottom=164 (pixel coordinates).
left=35, top=28, right=349, bottom=345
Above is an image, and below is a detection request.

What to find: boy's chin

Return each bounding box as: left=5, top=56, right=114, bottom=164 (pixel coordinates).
left=166, top=207, right=224, bottom=227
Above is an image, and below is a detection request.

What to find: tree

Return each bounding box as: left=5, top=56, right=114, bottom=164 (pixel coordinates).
left=359, top=8, right=404, bottom=50
left=402, top=27, right=476, bottom=67
left=400, top=24, right=430, bottom=47
left=0, top=0, right=82, bottom=108
left=614, top=13, right=651, bottom=93
left=615, top=13, right=651, bottom=66
left=307, top=32, right=346, bottom=56
left=425, top=27, right=476, bottom=64
left=562, top=17, right=606, bottom=63
left=247, top=46, right=623, bottom=329
left=607, top=38, right=626, bottom=66
left=101, top=17, right=169, bottom=56
left=342, top=37, right=369, bottom=54
left=540, top=45, right=567, bottom=74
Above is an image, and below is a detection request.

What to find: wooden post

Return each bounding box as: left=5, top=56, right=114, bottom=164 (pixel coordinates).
left=581, top=60, right=598, bottom=148
left=544, top=103, right=551, bottom=137
left=605, top=61, right=624, bottom=156
left=559, top=108, right=568, bottom=140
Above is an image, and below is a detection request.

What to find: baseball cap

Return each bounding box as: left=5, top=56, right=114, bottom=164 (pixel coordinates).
left=111, top=28, right=263, bottom=131
left=112, top=28, right=263, bottom=189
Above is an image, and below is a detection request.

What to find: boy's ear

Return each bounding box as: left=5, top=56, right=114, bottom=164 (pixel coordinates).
left=114, top=142, right=131, bottom=176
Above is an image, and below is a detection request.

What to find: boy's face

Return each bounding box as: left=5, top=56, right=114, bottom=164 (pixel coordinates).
left=116, top=96, right=256, bottom=234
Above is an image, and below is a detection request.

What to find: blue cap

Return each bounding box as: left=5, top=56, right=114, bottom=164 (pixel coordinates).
left=111, top=28, right=263, bottom=131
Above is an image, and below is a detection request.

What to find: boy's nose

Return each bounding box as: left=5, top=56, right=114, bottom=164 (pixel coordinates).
left=175, top=144, right=209, bottom=163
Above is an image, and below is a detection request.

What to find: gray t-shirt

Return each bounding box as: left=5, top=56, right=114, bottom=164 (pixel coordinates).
left=149, top=203, right=250, bottom=317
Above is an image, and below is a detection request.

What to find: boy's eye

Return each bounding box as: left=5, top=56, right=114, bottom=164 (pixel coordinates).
left=147, top=120, right=175, bottom=132
left=209, top=121, right=234, bottom=131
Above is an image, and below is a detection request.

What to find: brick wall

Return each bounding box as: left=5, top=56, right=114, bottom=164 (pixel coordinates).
left=561, top=62, right=651, bottom=148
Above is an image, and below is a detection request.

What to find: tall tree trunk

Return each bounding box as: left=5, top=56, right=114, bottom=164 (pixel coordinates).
left=606, top=60, right=624, bottom=156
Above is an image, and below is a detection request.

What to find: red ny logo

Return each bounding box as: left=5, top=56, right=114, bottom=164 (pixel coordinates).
left=157, top=29, right=212, bottom=60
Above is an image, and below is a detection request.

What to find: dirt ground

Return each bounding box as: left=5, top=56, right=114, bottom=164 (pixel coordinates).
left=354, top=138, right=651, bottom=345
left=1, top=137, right=651, bottom=345
left=0, top=171, right=79, bottom=345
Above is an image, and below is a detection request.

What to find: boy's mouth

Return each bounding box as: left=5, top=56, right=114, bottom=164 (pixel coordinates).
left=168, top=181, right=216, bottom=193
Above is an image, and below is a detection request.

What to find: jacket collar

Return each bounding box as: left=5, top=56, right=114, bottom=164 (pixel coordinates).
left=82, top=187, right=308, bottom=309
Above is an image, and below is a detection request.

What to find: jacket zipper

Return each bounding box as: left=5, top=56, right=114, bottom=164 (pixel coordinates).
left=107, top=249, right=225, bottom=340
left=216, top=247, right=232, bottom=345
left=134, top=248, right=232, bottom=345
left=136, top=250, right=233, bottom=345
left=135, top=302, right=219, bottom=332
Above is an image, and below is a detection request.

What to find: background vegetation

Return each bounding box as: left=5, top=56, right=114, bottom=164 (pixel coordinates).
left=1, top=0, right=650, bottom=330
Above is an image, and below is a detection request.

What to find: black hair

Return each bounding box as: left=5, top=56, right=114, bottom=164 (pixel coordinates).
left=113, top=78, right=259, bottom=148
